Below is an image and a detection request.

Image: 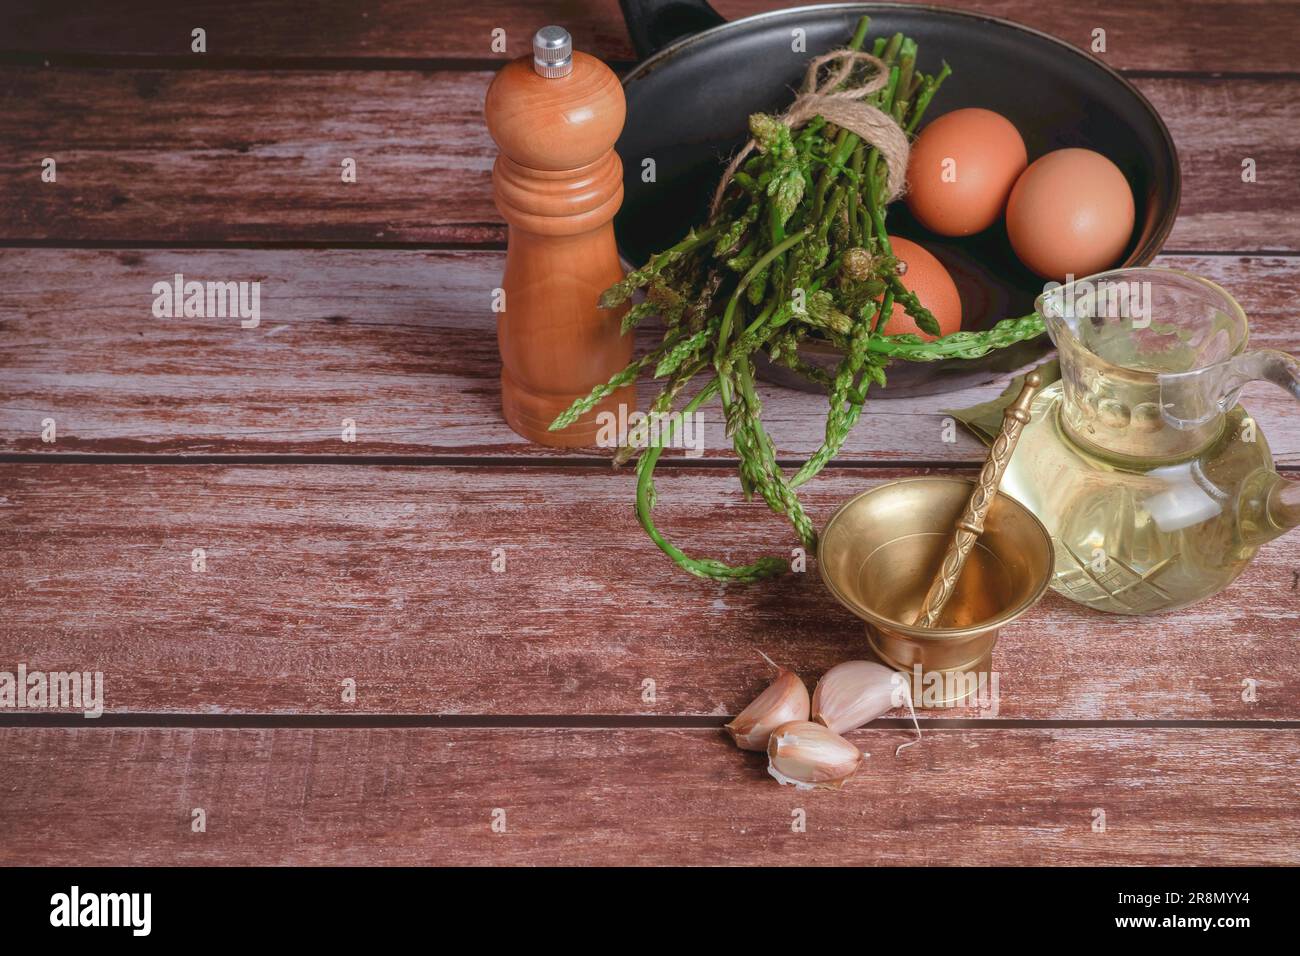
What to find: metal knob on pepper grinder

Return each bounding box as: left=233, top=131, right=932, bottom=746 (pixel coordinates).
left=484, top=26, right=634, bottom=447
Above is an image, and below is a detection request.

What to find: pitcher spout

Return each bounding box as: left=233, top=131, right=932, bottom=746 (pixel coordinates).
left=1266, top=476, right=1300, bottom=540
left=1240, top=469, right=1300, bottom=548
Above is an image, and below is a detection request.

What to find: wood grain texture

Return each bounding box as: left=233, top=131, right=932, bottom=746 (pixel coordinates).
left=1148, top=78, right=1298, bottom=253
left=1, top=0, right=1296, bottom=74
left=1, top=726, right=1295, bottom=865
left=3, top=249, right=1297, bottom=462
left=0, top=68, right=497, bottom=244
left=0, top=68, right=1294, bottom=248
left=1, top=0, right=1295, bottom=871
left=1, top=463, right=1296, bottom=719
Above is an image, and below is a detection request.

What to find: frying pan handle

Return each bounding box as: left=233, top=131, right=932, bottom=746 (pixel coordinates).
left=618, top=0, right=726, bottom=59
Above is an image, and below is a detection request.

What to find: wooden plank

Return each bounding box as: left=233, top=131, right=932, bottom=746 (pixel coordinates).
left=0, top=68, right=1294, bottom=249
left=1, top=726, right=1295, bottom=865
left=2, top=249, right=1296, bottom=464
left=1, top=0, right=1295, bottom=74
left=1, top=463, right=1296, bottom=719
left=1148, top=78, right=1298, bottom=253
left=0, top=68, right=497, bottom=245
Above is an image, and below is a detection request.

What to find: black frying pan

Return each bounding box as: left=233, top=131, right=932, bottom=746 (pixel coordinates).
left=614, top=1, right=1181, bottom=397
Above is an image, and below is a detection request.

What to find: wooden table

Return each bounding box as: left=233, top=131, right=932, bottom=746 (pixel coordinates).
left=1, top=0, right=1296, bottom=866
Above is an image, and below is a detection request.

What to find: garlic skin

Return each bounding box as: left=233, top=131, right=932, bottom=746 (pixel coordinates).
left=766, top=720, right=863, bottom=790
left=811, top=660, right=922, bottom=754
left=811, top=660, right=902, bottom=734
left=725, top=668, right=810, bottom=751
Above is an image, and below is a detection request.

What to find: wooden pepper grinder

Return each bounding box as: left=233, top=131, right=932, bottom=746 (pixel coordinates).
left=484, top=26, right=634, bottom=447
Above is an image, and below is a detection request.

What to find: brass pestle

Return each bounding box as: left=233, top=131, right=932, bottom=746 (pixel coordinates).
left=914, top=369, right=1044, bottom=629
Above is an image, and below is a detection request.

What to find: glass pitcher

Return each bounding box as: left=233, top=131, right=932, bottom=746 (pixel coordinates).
left=999, top=267, right=1300, bottom=614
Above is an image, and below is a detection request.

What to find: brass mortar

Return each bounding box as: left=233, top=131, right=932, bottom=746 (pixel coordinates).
left=818, top=476, right=1053, bottom=705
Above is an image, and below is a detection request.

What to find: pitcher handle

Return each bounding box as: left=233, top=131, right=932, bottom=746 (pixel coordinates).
left=1243, top=351, right=1300, bottom=533
left=1158, top=348, right=1300, bottom=536
left=1221, top=349, right=1300, bottom=408
left=1159, top=349, right=1300, bottom=429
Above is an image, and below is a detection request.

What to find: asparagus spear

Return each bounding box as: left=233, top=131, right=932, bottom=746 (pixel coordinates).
left=550, top=16, right=1047, bottom=581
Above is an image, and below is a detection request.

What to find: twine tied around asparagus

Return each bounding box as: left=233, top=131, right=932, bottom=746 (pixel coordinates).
left=711, top=49, right=911, bottom=218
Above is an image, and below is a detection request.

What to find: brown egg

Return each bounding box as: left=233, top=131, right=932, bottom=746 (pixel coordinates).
left=906, top=108, right=1027, bottom=236
left=1006, top=148, right=1136, bottom=280
left=879, top=236, right=962, bottom=340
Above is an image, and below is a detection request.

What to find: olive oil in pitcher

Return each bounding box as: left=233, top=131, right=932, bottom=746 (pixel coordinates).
left=998, top=268, right=1300, bottom=614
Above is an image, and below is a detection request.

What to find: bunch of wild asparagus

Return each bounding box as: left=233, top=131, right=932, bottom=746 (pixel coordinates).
left=550, top=16, right=1046, bottom=582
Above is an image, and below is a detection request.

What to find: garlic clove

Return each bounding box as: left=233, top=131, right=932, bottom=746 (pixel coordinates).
left=725, top=667, right=810, bottom=751
left=811, top=660, right=899, bottom=735
left=766, top=720, right=864, bottom=790
left=811, top=660, right=922, bottom=755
